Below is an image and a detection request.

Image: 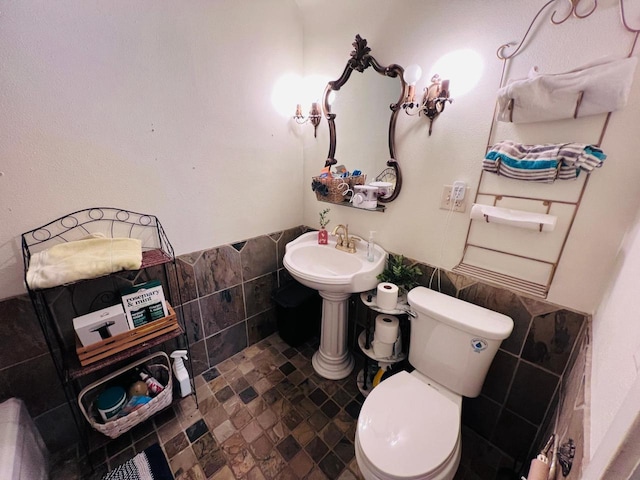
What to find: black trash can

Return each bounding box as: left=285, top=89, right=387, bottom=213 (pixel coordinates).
left=273, top=281, right=321, bottom=347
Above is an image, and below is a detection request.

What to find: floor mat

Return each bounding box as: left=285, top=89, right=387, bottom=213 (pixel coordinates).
left=102, top=443, right=173, bottom=480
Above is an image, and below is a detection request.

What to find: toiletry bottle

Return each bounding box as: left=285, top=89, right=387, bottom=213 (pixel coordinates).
left=139, top=370, right=164, bottom=396
left=367, top=231, right=376, bottom=262
left=170, top=350, right=192, bottom=397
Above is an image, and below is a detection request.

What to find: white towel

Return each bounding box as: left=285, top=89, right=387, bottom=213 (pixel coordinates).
left=497, top=56, right=637, bottom=123
left=26, top=235, right=142, bottom=289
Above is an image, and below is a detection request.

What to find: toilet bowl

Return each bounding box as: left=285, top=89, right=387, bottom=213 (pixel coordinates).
left=355, top=287, right=514, bottom=480
left=355, top=370, right=461, bottom=480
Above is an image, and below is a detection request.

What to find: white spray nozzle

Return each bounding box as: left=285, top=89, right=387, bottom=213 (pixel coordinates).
left=369, top=230, right=376, bottom=240
left=170, top=349, right=192, bottom=397
left=171, top=350, right=188, bottom=360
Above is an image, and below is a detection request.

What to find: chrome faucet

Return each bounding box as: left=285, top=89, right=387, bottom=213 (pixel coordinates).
left=331, top=224, right=361, bottom=253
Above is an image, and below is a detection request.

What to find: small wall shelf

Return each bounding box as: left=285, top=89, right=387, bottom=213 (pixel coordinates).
left=317, top=198, right=386, bottom=212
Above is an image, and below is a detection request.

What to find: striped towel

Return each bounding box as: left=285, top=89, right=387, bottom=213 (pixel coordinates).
left=483, top=141, right=606, bottom=182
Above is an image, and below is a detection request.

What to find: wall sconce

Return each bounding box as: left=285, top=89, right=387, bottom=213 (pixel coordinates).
left=294, top=102, right=322, bottom=137
left=402, top=65, right=453, bottom=135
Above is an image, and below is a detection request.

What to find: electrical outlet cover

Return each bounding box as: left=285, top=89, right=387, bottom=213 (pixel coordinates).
left=440, top=185, right=467, bottom=213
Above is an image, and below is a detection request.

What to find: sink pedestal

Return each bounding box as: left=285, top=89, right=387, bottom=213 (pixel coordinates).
left=312, top=291, right=354, bottom=380
left=283, top=231, right=387, bottom=380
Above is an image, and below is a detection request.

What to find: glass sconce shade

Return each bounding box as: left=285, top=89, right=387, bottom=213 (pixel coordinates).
left=403, top=64, right=423, bottom=85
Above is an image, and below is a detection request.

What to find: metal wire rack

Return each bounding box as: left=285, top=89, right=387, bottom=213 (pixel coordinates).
left=21, top=207, right=193, bottom=454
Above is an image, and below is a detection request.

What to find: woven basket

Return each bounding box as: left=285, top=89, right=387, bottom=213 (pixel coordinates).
left=312, top=176, right=349, bottom=203
left=312, top=175, right=367, bottom=203
left=78, top=352, right=173, bottom=439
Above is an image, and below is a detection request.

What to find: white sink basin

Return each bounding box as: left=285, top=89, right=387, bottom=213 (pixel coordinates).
left=283, top=231, right=387, bottom=293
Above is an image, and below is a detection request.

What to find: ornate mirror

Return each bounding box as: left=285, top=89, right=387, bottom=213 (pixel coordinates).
left=322, top=35, right=407, bottom=203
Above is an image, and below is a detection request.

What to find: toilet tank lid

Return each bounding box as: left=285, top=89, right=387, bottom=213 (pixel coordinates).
left=407, top=287, right=514, bottom=340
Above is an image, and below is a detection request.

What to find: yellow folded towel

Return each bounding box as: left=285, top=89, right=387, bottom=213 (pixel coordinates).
left=26, top=235, right=142, bottom=289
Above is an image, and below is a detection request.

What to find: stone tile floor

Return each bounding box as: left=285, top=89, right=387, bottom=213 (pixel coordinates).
left=51, top=333, right=515, bottom=480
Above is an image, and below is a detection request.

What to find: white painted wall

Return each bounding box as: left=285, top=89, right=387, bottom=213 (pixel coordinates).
left=0, top=0, right=304, bottom=299
left=589, top=206, right=640, bottom=459
left=299, top=0, right=640, bottom=314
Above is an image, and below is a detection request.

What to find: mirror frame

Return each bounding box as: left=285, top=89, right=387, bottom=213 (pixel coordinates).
left=322, top=35, right=407, bottom=203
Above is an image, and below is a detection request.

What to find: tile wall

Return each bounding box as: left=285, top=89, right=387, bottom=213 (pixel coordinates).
left=171, top=226, right=306, bottom=377
left=0, top=224, right=588, bottom=478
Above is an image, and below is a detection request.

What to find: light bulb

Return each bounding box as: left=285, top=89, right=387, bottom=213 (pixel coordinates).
left=403, top=64, right=422, bottom=86
left=430, top=49, right=483, bottom=97
left=271, top=73, right=303, bottom=118
left=302, top=75, right=331, bottom=108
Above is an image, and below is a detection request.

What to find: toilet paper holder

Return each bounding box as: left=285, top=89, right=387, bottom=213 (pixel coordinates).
left=521, top=436, right=574, bottom=480
left=557, top=438, right=575, bottom=477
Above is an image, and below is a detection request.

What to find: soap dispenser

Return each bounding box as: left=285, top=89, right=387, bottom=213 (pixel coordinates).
left=367, top=231, right=376, bottom=262
left=170, top=350, right=192, bottom=397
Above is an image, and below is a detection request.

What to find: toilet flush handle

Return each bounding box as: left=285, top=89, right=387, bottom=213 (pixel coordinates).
left=404, top=308, right=417, bottom=318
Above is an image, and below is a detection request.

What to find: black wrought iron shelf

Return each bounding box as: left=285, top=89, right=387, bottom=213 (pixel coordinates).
left=20, top=207, right=194, bottom=456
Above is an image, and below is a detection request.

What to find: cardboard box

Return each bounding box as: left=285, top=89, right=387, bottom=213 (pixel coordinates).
left=120, top=280, right=168, bottom=329
left=73, top=304, right=130, bottom=347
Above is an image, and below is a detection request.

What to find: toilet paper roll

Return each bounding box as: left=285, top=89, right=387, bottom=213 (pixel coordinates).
left=376, top=282, right=399, bottom=311
left=374, top=314, right=399, bottom=344
left=372, top=339, right=394, bottom=358
left=526, top=458, right=550, bottom=480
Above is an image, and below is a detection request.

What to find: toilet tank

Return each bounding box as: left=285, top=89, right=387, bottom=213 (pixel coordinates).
left=407, top=287, right=513, bottom=398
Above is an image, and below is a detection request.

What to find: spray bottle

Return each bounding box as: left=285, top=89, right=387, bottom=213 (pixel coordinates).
left=170, top=350, right=192, bottom=397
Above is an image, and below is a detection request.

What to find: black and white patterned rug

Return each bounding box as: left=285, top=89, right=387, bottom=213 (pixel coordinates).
left=102, top=443, right=173, bottom=480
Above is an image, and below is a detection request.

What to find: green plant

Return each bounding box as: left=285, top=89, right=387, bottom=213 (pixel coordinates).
left=319, top=208, right=331, bottom=229
left=376, top=254, right=422, bottom=295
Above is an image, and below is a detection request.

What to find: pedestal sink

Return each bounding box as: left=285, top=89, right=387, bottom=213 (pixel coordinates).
left=283, top=231, right=387, bottom=379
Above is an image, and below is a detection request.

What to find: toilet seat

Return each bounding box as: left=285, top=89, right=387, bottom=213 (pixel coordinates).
left=357, top=371, right=461, bottom=479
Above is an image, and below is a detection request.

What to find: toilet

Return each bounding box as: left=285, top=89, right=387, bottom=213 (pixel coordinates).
left=355, top=287, right=514, bottom=480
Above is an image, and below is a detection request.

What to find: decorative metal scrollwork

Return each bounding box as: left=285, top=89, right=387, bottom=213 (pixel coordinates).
left=496, top=0, right=640, bottom=60
left=496, top=0, right=602, bottom=60
left=497, top=0, right=556, bottom=60
left=348, top=35, right=372, bottom=73
left=551, top=0, right=598, bottom=25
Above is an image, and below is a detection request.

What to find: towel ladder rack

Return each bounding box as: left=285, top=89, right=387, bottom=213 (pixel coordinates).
left=453, top=0, right=638, bottom=298
left=505, top=89, right=585, bottom=123
left=453, top=170, right=590, bottom=297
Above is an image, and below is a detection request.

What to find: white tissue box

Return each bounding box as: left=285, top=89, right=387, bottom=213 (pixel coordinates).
left=73, top=304, right=130, bottom=347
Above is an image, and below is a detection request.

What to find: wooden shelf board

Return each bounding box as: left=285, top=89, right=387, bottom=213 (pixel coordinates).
left=67, top=325, right=182, bottom=380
